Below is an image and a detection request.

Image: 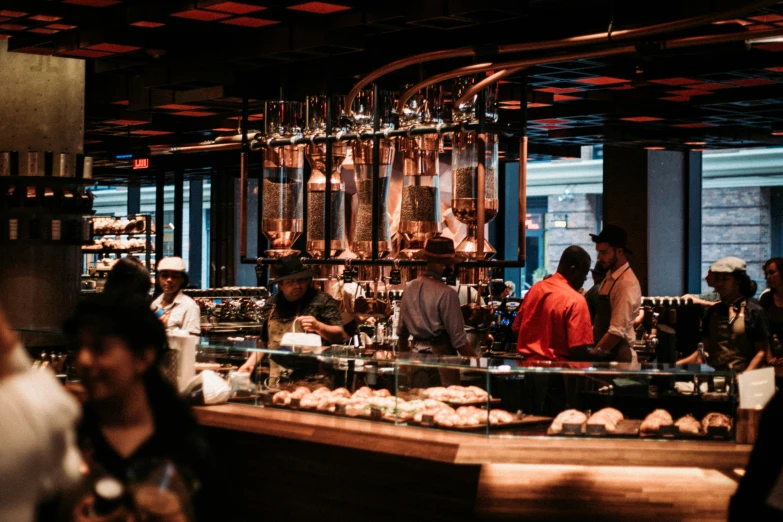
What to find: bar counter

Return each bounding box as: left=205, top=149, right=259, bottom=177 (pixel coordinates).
left=195, top=404, right=750, bottom=521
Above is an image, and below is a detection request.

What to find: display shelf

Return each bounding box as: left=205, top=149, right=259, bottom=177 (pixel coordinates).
left=83, top=213, right=153, bottom=272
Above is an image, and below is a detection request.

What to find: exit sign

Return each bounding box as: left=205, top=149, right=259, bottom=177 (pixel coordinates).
left=133, top=158, right=149, bottom=170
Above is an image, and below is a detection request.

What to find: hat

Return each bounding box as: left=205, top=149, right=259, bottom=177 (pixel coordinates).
left=415, top=236, right=464, bottom=265
left=270, top=255, right=314, bottom=283
left=157, top=256, right=187, bottom=272
left=710, top=256, right=746, bottom=274
left=590, top=225, right=633, bottom=254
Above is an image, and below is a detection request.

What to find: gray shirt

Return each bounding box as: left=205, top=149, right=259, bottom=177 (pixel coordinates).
left=397, top=271, right=468, bottom=351
left=151, top=291, right=202, bottom=336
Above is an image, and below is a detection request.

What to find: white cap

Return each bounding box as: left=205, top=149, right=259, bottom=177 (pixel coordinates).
left=158, top=256, right=187, bottom=272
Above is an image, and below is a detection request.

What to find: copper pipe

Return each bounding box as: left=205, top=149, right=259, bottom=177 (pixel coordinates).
left=344, top=48, right=475, bottom=118
left=239, top=149, right=248, bottom=257
left=476, top=134, right=486, bottom=259
left=454, top=66, right=527, bottom=110
left=150, top=142, right=241, bottom=155
left=518, top=136, right=527, bottom=263
left=397, top=47, right=634, bottom=115
left=498, top=0, right=780, bottom=54
left=350, top=0, right=777, bottom=117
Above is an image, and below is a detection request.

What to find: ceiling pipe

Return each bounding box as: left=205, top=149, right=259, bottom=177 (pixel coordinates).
left=397, top=46, right=635, bottom=115
left=346, top=0, right=779, bottom=117
left=448, top=24, right=783, bottom=112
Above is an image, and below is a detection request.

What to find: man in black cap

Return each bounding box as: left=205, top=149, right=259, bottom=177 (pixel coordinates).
left=238, top=255, right=347, bottom=374
left=590, top=224, right=642, bottom=362
left=397, top=237, right=474, bottom=384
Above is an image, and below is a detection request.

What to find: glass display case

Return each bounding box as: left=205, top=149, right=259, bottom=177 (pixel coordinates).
left=196, top=343, right=739, bottom=441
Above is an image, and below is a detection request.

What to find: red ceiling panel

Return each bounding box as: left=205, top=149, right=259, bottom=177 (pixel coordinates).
left=87, top=43, right=141, bottom=53
left=172, top=111, right=217, bottom=116
left=157, top=104, right=202, bottom=110
left=29, top=15, right=62, bottom=22
left=534, top=87, right=584, bottom=94
left=532, top=119, right=570, bottom=125
left=673, top=123, right=714, bottom=128
left=553, top=94, right=580, bottom=101
left=171, top=10, right=231, bottom=21
left=287, top=2, right=351, bottom=14
left=575, top=76, right=629, bottom=85
left=755, top=42, right=783, bottom=52
left=220, top=17, right=278, bottom=27
left=131, top=130, right=173, bottom=136
left=712, top=18, right=753, bottom=26
left=205, top=2, right=266, bottom=14
left=130, top=21, right=165, bottom=28
left=104, top=119, right=149, bottom=125
left=766, top=66, right=783, bottom=72
left=15, top=46, right=56, bottom=54
left=685, top=82, right=735, bottom=90
left=749, top=14, right=783, bottom=22
left=0, top=35, right=11, bottom=40
left=0, top=24, right=27, bottom=31
left=659, top=96, right=691, bottom=102
left=747, top=23, right=775, bottom=31
left=727, top=78, right=778, bottom=86
left=61, top=48, right=112, bottom=58
left=669, top=89, right=712, bottom=96
left=0, top=10, right=28, bottom=17
left=0, top=17, right=9, bottom=23
left=47, top=24, right=78, bottom=30
left=620, top=116, right=663, bottom=122
left=526, top=102, right=551, bottom=108
left=112, top=100, right=130, bottom=106
left=609, top=84, right=634, bottom=90
left=650, top=77, right=700, bottom=86
left=28, top=28, right=60, bottom=34
left=63, top=0, right=121, bottom=6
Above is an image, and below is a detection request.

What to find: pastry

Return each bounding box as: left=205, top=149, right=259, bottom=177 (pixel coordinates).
left=272, top=390, right=291, bottom=405
left=640, top=409, right=673, bottom=434
left=549, top=409, right=587, bottom=434
left=702, top=412, right=732, bottom=431
left=674, top=415, right=701, bottom=435
left=586, top=408, right=624, bottom=432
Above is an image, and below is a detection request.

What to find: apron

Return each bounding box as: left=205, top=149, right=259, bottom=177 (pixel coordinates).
left=593, top=266, right=635, bottom=363
left=709, top=299, right=751, bottom=371
left=266, top=305, right=319, bottom=385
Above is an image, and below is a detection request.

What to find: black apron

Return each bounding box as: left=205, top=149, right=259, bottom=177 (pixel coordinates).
left=709, top=299, right=752, bottom=371
left=593, top=265, right=635, bottom=363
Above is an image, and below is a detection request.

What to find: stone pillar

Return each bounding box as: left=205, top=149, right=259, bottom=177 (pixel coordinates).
left=0, top=41, right=85, bottom=343
left=602, top=146, right=702, bottom=297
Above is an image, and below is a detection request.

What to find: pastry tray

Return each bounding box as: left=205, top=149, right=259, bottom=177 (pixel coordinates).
left=409, top=414, right=552, bottom=432
left=547, top=419, right=642, bottom=437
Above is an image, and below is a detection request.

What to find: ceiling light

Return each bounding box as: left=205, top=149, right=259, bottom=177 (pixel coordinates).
left=645, top=146, right=665, bottom=150
left=684, top=141, right=706, bottom=145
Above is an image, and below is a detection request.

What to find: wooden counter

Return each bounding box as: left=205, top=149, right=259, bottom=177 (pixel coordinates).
left=195, top=404, right=751, bottom=521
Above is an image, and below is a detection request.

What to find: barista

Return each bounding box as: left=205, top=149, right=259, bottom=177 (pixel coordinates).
left=397, top=237, right=475, bottom=386
left=238, top=255, right=347, bottom=374
left=589, top=225, right=642, bottom=363
left=151, top=257, right=201, bottom=336
left=677, top=257, right=768, bottom=372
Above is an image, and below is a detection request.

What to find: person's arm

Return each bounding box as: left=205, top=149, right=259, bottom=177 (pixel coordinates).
left=746, top=341, right=768, bottom=372
left=566, top=298, right=595, bottom=360
left=439, top=290, right=471, bottom=356
left=682, top=294, right=718, bottom=307
left=298, top=315, right=348, bottom=343
left=182, top=301, right=202, bottom=337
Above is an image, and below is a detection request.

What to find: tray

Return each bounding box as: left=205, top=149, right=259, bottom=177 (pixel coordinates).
left=639, top=424, right=731, bottom=440
left=547, top=419, right=642, bottom=437
left=410, top=414, right=552, bottom=432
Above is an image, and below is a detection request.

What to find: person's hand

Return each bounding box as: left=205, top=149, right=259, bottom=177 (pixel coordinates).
left=237, top=358, right=255, bottom=374
left=298, top=316, right=321, bottom=335
left=72, top=494, right=133, bottom=522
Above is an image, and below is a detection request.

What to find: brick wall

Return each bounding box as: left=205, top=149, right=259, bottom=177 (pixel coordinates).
left=545, top=194, right=601, bottom=275
left=701, top=187, right=770, bottom=293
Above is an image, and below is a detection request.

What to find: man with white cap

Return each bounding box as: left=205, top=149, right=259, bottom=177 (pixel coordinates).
left=151, top=256, right=201, bottom=336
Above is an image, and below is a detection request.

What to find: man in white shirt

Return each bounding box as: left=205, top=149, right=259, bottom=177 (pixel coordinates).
left=590, top=225, right=642, bottom=363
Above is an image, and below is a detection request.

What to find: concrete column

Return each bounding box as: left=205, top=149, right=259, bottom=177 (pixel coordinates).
left=0, top=41, right=85, bottom=343
left=602, top=146, right=702, bottom=296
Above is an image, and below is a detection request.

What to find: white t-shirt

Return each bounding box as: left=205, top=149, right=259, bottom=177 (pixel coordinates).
left=152, top=291, right=202, bottom=336
left=0, top=345, right=82, bottom=522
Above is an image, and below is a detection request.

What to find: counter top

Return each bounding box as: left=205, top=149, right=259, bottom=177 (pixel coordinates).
left=194, top=404, right=752, bottom=469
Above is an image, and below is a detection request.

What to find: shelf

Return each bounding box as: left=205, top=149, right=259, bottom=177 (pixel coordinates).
left=82, top=248, right=146, bottom=254
left=0, top=176, right=95, bottom=186
left=1, top=209, right=94, bottom=217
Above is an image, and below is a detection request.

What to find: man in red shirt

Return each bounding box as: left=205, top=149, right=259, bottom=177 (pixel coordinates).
left=512, top=246, right=593, bottom=360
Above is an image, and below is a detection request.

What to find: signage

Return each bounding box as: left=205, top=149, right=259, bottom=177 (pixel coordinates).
left=133, top=158, right=150, bottom=170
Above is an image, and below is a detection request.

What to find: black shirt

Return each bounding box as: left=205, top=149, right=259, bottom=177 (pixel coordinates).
left=259, top=287, right=343, bottom=344
left=760, top=292, right=783, bottom=346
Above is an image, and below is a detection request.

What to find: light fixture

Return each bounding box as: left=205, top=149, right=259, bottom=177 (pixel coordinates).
left=557, top=188, right=574, bottom=202
left=552, top=214, right=568, bottom=229
left=684, top=141, right=706, bottom=146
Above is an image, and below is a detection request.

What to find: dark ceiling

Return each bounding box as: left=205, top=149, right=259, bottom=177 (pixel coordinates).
left=4, top=0, right=783, bottom=173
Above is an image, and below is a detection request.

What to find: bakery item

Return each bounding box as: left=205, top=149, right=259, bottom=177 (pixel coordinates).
left=674, top=415, right=701, bottom=435
left=549, top=409, right=588, bottom=434
left=272, top=390, right=291, bottom=405
left=702, top=412, right=732, bottom=431
left=640, top=409, right=674, bottom=434
left=587, top=408, right=624, bottom=432
left=489, top=409, right=515, bottom=425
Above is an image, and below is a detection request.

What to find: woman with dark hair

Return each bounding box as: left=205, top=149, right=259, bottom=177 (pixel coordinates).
left=65, top=293, right=212, bottom=521
left=103, top=257, right=151, bottom=299
left=760, top=257, right=783, bottom=359
left=677, top=257, right=769, bottom=372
